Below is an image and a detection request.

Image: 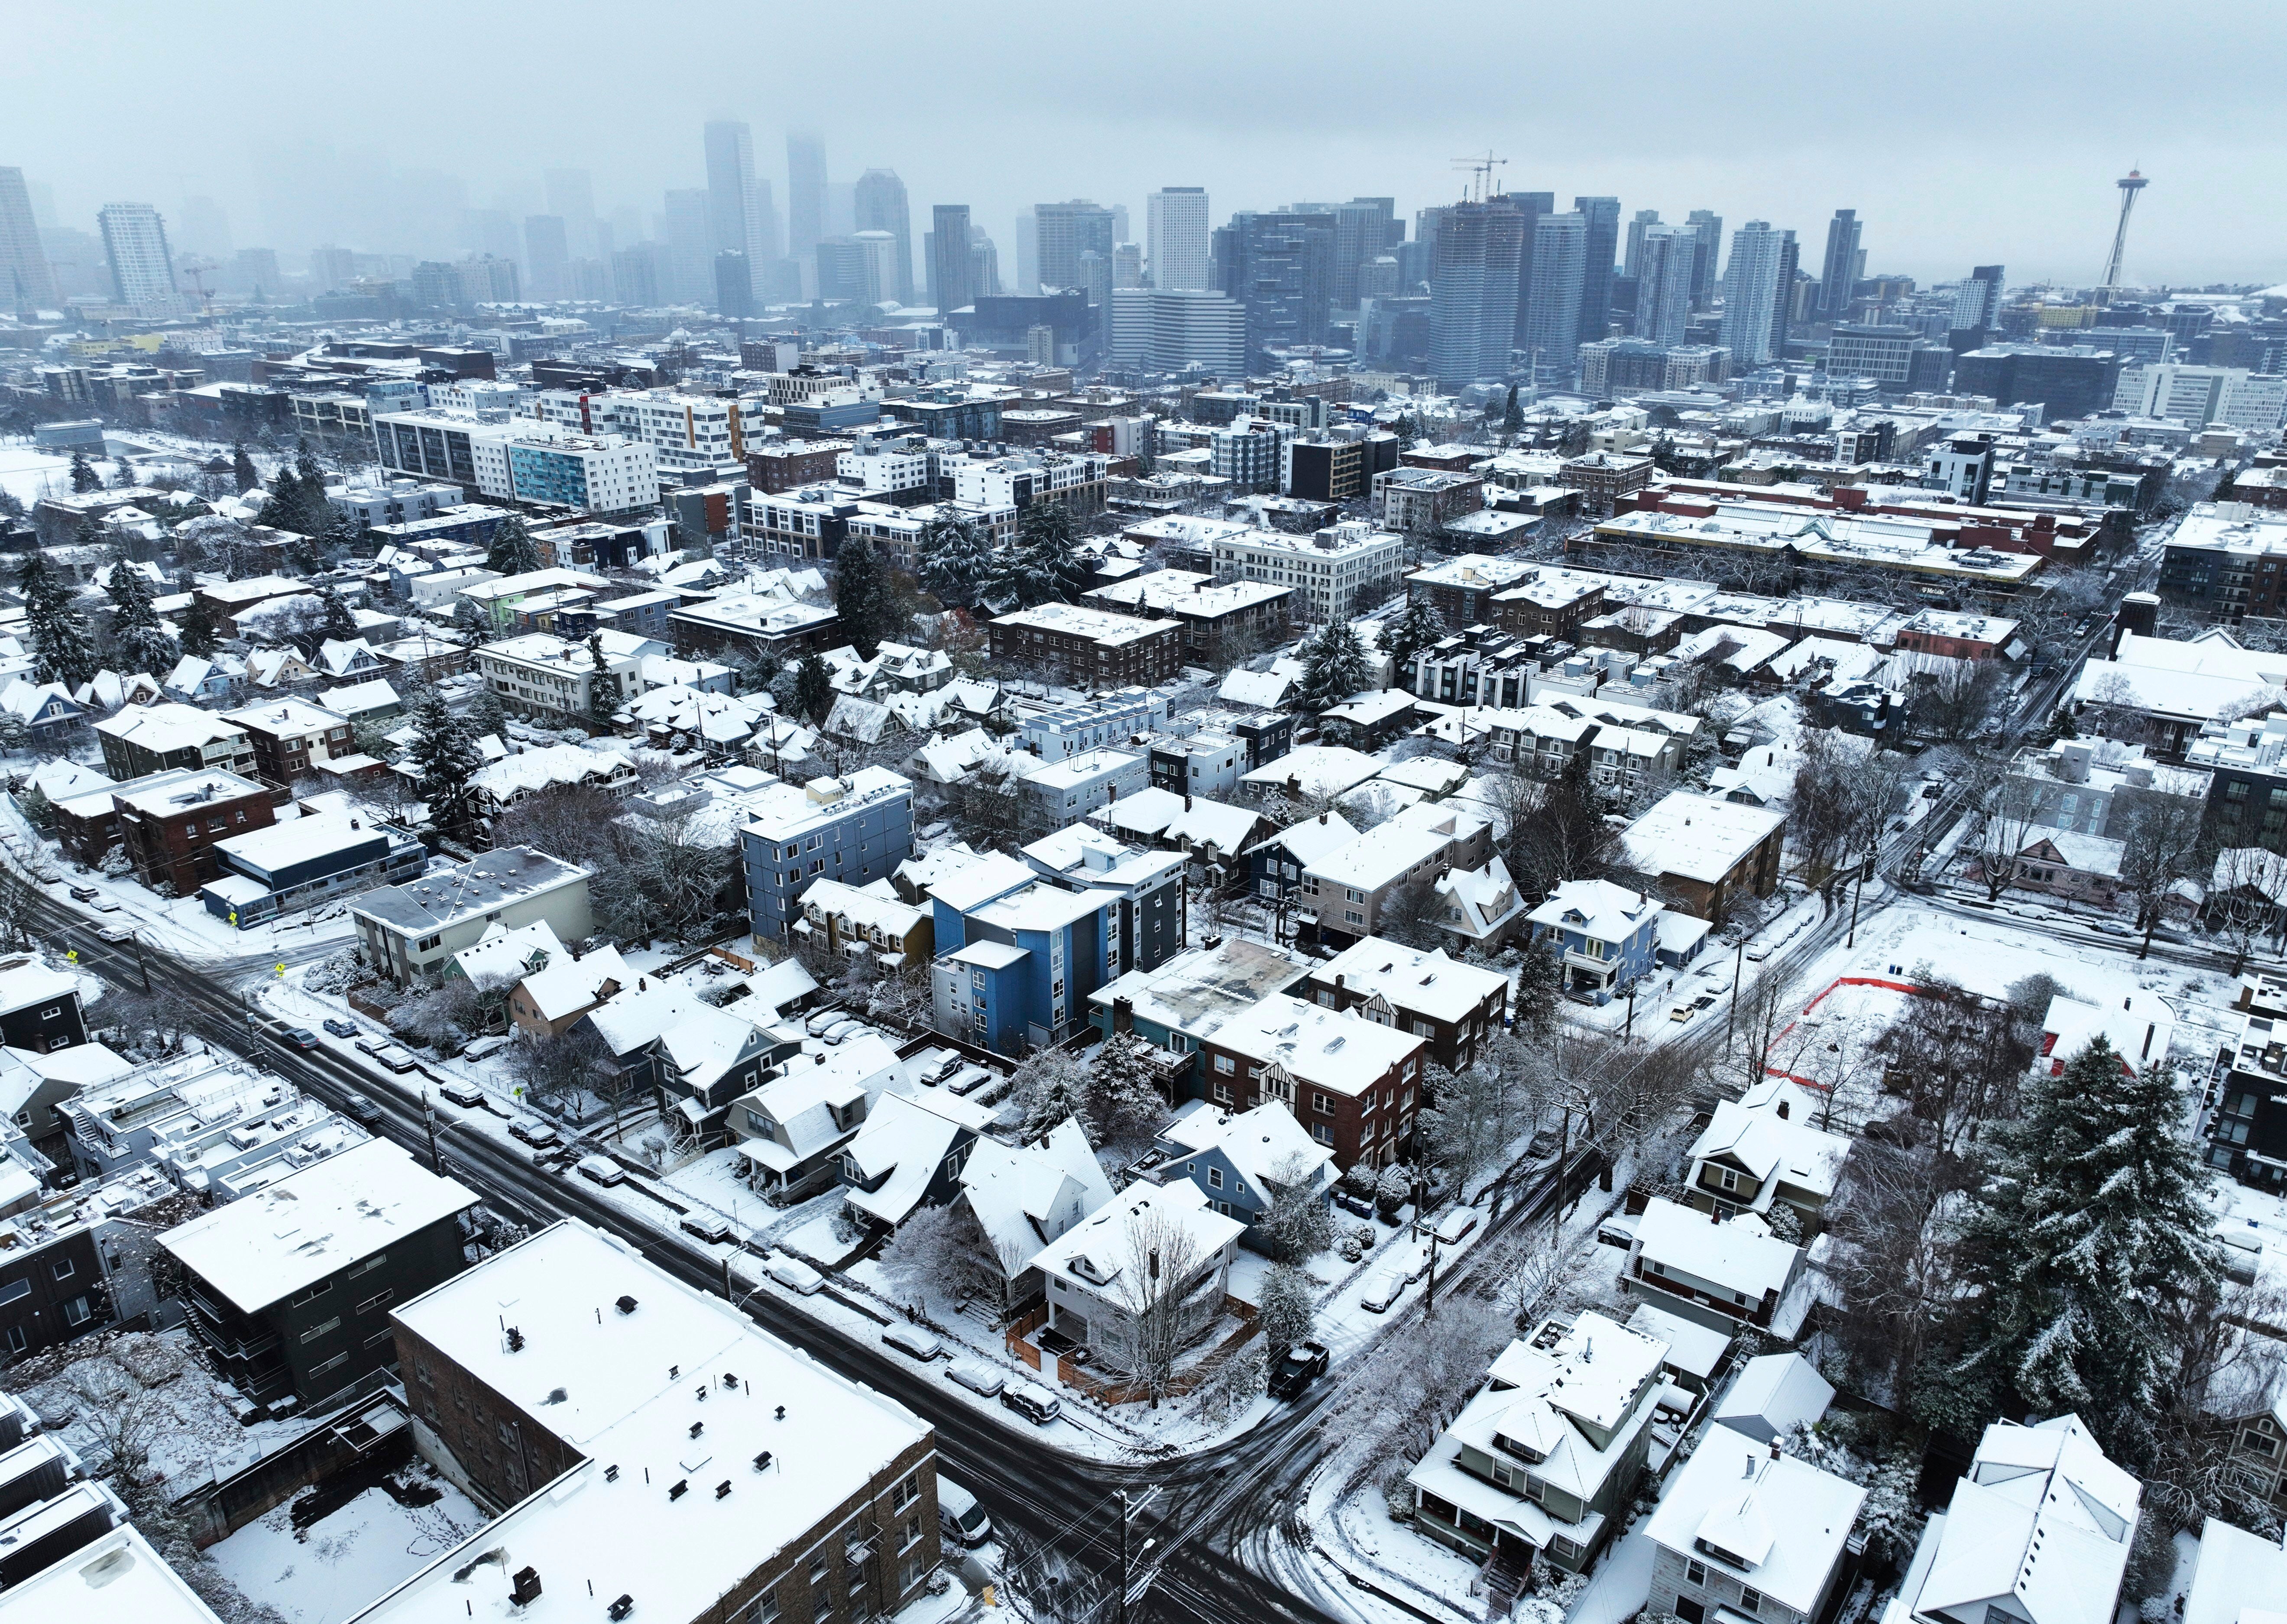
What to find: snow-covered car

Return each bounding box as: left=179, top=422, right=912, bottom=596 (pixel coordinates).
left=97, top=925, right=132, bottom=944
left=1432, top=1208, right=1479, bottom=1247
left=576, top=1155, right=626, bottom=1186
left=370, top=1045, right=419, bottom=1073
left=679, top=1213, right=732, bottom=1244
left=1360, top=1271, right=1406, bottom=1313
left=945, top=1359, right=1005, bottom=1397
left=764, top=1254, right=824, bottom=1295
left=322, top=1018, right=359, bottom=1039
left=882, top=1323, right=943, bottom=1362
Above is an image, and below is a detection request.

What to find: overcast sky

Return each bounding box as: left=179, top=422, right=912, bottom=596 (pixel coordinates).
left=10, top=0, right=2282, bottom=289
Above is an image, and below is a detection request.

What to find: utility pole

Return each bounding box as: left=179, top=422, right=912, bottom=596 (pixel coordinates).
left=1723, top=937, right=1746, bottom=1053
left=1623, top=982, right=1636, bottom=1043
left=422, top=1090, right=441, bottom=1174
left=1846, top=845, right=1875, bottom=948
left=1118, top=1491, right=1130, bottom=1624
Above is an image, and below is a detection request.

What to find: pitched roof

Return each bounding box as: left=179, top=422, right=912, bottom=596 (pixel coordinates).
left=1645, top=1426, right=1866, bottom=1615
left=959, top=1119, right=1113, bottom=1276
left=518, top=942, right=632, bottom=1024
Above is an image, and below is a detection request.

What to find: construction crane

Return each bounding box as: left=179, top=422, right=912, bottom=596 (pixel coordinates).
left=1451, top=151, right=1507, bottom=204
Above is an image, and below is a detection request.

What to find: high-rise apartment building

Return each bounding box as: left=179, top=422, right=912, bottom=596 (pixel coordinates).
left=1573, top=196, right=1620, bottom=349
left=1719, top=221, right=1797, bottom=367
left=715, top=250, right=753, bottom=319
left=2114, top=363, right=2287, bottom=432
left=1632, top=225, right=1696, bottom=347
left=97, top=203, right=177, bottom=311
left=1332, top=198, right=1396, bottom=309
left=1014, top=209, right=1038, bottom=294
left=1952, top=264, right=2005, bottom=333
left=1108, top=287, right=1248, bottom=374
left=1817, top=209, right=1861, bottom=321
left=1147, top=187, right=1210, bottom=291
left=1077, top=248, right=1111, bottom=308
left=1035, top=200, right=1116, bottom=292
left=1427, top=198, right=1527, bottom=389
left=703, top=121, right=780, bottom=287
left=787, top=130, right=827, bottom=268
left=930, top=204, right=975, bottom=314
left=1684, top=209, right=1723, bottom=308
left=544, top=168, right=597, bottom=258
left=1622, top=209, right=1662, bottom=281
left=1522, top=211, right=1587, bottom=382
left=523, top=214, right=569, bottom=299
left=1112, top=243, right=1144, bottom=289
left=853, top=169, right=913, bottom=303
left=1217, top=211, right=1336, bottom=363
left=0, top=168, right=57, bottom=312
left=1496, top=191, right=1553, bottom=350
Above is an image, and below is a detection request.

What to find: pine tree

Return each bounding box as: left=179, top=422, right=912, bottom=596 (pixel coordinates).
left=466, top=683, right=509, bottom=747
left=1377, top=596, right=1447, bottom=684
left=1292, top=621, right=1371, bottom=715
left=917, top=515, right=992, bottom=610
left=1923, top=1039, right=2220, bottom=1472
left=68, top=450, right=99, bottom=493
left=792, top=653, right=833, bottom=724
left=317, top=583, right=359, bottom=642
left=230, top=443, right=259, bottom=494
left=586, top=634, right=624, bottom=729
left=486, top=514, right=544, bottom=576
left=1500, top=385, right=1523, bottom=440
left=1086, top=1034, right=1171, bottom=1147
left=1013, top=500, right=1090, bottom=606
left=450, top=598, right=494, bottom=647
left=406, top=689, right=486, bottom=840
left=1012, top=1047, right=1095, bottom=1144
left=255, top=464, right=304, bottom=532
left=1510, top=938, right=1562, bottom=1041
left=105, top=557, right=176, bottom=677
left=177, top=593, right=222, bottom=660
left=18, top=554, right=97, bottom=691
left=833, top=536, right=901, bottom=659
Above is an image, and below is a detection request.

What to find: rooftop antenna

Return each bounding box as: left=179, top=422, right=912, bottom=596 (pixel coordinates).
left=2100, top=166, right=2148, bottom=300
left=1451, top=151, right=1507, bottom=205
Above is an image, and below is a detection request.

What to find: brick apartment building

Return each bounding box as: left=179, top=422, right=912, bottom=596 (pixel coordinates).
left=94, top=703, right=256, bottom=781
left=987, top=602, right=1184, bottom=688
left=1196, top=992, right=1424, bottom=1169
left=113, top=771, right=278, bottom=895
left=224, top=698, right=358, bottom=792
left=1558, top=451, right=1656, bottom=514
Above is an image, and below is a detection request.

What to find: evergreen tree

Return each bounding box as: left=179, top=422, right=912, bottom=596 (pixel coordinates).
left=1292, top=621, right=1371, bottom=716
left=1012, top=1048, right=1094, bottom=1145
left=1085, top=1034, right=1172, bottom=1147
left=1377, top=596, right=1447, bottom=683
left=1012, top=500, right=1091, bottom=606
left=917, top=515, right=992, bottom=610
left=450, top=598, right=494, bottom=647
left=110, top=458, right=137, bottom=490
left=68, top=449, right=99, bottom=493
left=176, top=593, right=222, bottom=660
left=230, top=443, right=259, bottom=493
left=317, top=583, right=360, bottom=642
left=104, top=557, right=177, bottom=677
left=1500, top=385, right=1524, bottom=440
left=1921, top=1039, right=2220, bottom=1472
left=1510, top=938, right=1562, bottom=1041
left=255, top=463, right=305, bottom=532
left=466, top=683, right=509, bottom=747
left=1258, top=1263, right=1317, bottom=1361
left=485, top=513, right=544, bottom=576
left=833, top=536, right=901, bottom=659
left=405, top=689, right=485, bottom=840
left=586, top=634, right=624, bottom=729
left=18, top=554, right=97, bottom=691
left=792, top=652, right=833, bottom=724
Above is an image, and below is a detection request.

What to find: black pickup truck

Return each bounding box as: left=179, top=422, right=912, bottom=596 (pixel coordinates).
left=1268, top=1340, right=1330, bottom=1401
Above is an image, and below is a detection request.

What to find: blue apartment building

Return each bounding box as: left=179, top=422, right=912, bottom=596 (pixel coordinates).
left=930, top=872, right=1123, bottom=1055
left=200, top=813, right=429, bottom=927
left=740, top=769, right=916, bottom=941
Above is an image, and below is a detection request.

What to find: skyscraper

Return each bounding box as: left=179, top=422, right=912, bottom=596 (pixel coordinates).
left=1817, top=209, right=1861, bottom=321
left=96, top=203, right=176, bottom=310
left=1033, top=200, right=1115, bottom=292
left=1014, top=210, right=1038, bottom=294
left=1496, top=191, right=1553, bottom=350
left=704, top=121, right=755, bottom=257
left=1331, top=198, right=1395, bottom=309
left=716, top=250, right=753, bottom=319
left=1147, top=187, right=1210, bottom=290
left=662, top=188, right=712, bottom=305
left=1719, top=221, right=1796, bottom=366
left=545, top=168, right=598, bottom=258
left=786, top=130, right=827, bottom=267
left=1220, top=211, right=1336, bottom=362
left=1573, top=196, right=1620, bottom=349
left=1684, top=209, right=1723, bottom=308
left=1112, top=243, right=1144, bottom=289
left=1426, top=198, right=1528, bottom=389
left=1952, top=264, right=2005, bottom=334
left=524, top=215, right=570, bottom=299
left=1523, top=211, right=1587, bottom=382
left=1622, top=209, right=1662, bottom=281
left=930, top=204, right=975, bottom=314
left=1107, top=288, right=1248, bottom=374
left=852, top=170, right=913, bottom=304
left=0, top=168, right=57, bottom=312
left=1632, top=225, right=1697, bottom=346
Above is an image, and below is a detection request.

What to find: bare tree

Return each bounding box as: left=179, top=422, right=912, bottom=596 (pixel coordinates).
left=1098, top=1202, right=1206, bottom=1406
left=2206, top=846, right=2280, bottom=974
left=1969, top=762, right=2043, bottom=902
left=2115, top=792, right=2207, bottom=958
left=875, top=1199, right=1014, bottom=1312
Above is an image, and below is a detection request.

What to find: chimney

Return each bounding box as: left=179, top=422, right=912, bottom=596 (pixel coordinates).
left=1113, top=996, right=1134, bottom=1035
left=1769, top=1437, right=1782, bottom=1461
left=1318, top=810, right=1327, bottom=824
left=1184, top=793, right=1192, bottom=811
left=1335, top=973, right=1344, bottom=991
left=1776, top=1099, right=1790, bottom=1119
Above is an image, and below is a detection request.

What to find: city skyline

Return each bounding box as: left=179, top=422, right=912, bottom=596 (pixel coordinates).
left=5, top=0, right=2281, bottom=288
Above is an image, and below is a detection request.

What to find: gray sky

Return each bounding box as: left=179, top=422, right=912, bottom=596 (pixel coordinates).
left=10, top=0, right=2282, bottom=288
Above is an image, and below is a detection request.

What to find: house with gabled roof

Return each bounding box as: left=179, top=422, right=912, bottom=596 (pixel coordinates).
left=837, top=1088, right=995, bottom=1231
left=1143, top=1099, right=1333, bottom=1241
left=955, top=1118, right=1114, bottom=1309
left=1647, top=1419, right=1866, bottom=1624
left=1526, top=877, right=1663, bottom=1001
left=1299, top=936, right=1508, bottom=1073
left=1684, top=1101, right=1852, bottom=1221
left=1623, top=1196, right=1810, bottom=1335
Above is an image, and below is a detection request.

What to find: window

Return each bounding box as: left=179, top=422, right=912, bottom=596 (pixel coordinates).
left=0, top=1326, right=20, bottom=1354
left=290, top=1280, right=332, bottom=1306
left=1213, top=1082, right=1233, bottom=1104
left=59, top=1296, right=91, bottom=1327
left=1312, top=1092, right=1333, bottom=1115
left=1684, top=1560, right=1707, bottom=1587
left=1312, top=1123, right=1333, bottom=1145
left=357, top=1289, right=394, bottom=1315
left=1675, top=1601, right=1705, bottom=1624
left=38, top=1007, right=61, bottom=1021
left=1214, top=1054, right=1235, bottom=1074
left=299, top=1316, right=342, bottom=1344
left=309, top=1350, right=347, bottom=1377
left=892, top=1474, right=920, bottom=1510
left=1207, top=1167, right=1223, bottom=1190
left=49, top=1258, right=72, bottom=1282
left=1740, top=1588, right=1762, bottom=1614
left=808, top=1554, right=830, bottom=1585
left=812, top=1592, right=834, bottom=1624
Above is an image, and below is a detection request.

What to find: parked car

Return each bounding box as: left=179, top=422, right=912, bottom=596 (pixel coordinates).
left=91, top=897, right=120, bottom=914
left=340, top=1092, right=382, bottom=1125
left=437, top=1082, right=486, bottom=1109
left=1432, top=1208, right=1479, bottom=1247
left=1361, top=1270, right=1406, bottom=1313
left=370, top=1045, right=418, bottom=1073
left=999, top=1381, right=1061, bottom=1425
left=460, top=1034, right=510, bottom=1061
left=764, top=1254, right=824, bottom=1296
left=97, top=925, right=131, bottom=944
left=938, top=1475, right=994, bottom=1548
left=1267, top=1340, right=1330, bottom=1401
left=945, top=1359, right=1005, bottom=1398
left=1745, top=942, right=1775, bottom=963
left=508, top=1119, right=559, bottom=1148
left=678, top=1213, right=732, bottom=1244
left=322, top=1018, right=359, bottom=1039
left=576, top=1155, right=626, bottom=1186
left=67, top=885, right=97, bottom=903
left=882, top=1323, right=943, bottom=1362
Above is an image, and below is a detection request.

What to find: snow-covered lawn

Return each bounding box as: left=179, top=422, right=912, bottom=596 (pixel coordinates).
left=206, top=1462, right=486, bottom=1624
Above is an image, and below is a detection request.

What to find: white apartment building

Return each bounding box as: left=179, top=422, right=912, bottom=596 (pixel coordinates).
left=838, top=443, right=930, bottom=496
left=427, top=379, right=530, bottom=416
left=526, top=388, right=748, bottom=469
left=950, top=451, right=1111, bottom=515
left=1107, top=287, right=1248, bottom=373
left=1211, top=519, right=1406, bottom=625
left=476, top=631, right=649, bottom=725
left=2113, top=363, right=2287, bottom=433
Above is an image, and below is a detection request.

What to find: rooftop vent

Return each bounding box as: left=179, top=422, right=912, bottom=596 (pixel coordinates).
left=505, top=1326, right=525, bottom=1352
left=604, top=1464, right=619, bottom=1481
left=715, top=1480, right=732, bottom=1500
left=608, top=1596, right=634, bottom=1621
left=689, top=1421, right=704, bottom=1439
left=510, top=1567, right=542, bottom=1608
left=753, top=1450, right=773, bottom=1472
left=615, top=1295, right=638, bottom=1314
left=668, top=1479, right=687, bottom=1501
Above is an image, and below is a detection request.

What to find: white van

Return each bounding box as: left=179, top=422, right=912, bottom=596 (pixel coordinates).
left=938, top=1476, right=994, bottom=1548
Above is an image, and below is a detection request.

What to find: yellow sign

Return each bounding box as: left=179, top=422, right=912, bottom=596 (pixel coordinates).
left=276, top=963, right=285, bottom=976
left=65, top=950, right=77, bottom=962
left=981, top=1586, right=996, bottom=1608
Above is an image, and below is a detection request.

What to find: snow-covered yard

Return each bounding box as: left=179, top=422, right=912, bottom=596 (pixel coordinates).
left=206, top=1462, right=486, bottom=1624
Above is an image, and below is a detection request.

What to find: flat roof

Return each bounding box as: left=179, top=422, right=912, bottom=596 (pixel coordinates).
left=161, top=1138, right=476, bottom=1313
left=353, top=846, right=590, bottom=937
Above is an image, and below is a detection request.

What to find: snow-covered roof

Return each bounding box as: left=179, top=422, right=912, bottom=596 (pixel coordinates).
left=212, top=810, right=391, bottom=878
left=1157, top=1099, right=1331, bottom=1207
left=1711, top=1352, right=1836, bottom=1443
left=1624, top=1302, right=1731, bottom=1381
left=159, top=1139, right=476, bottom=1313
left=800, top=878, right=923, bottom=939
left=1901, top=1415, right=2140, bottom=1624
left=1619, top=791, right=1786, bottom=886
left=1209, top=992, right=1422, bottom=1097
left=841, top=1090, right=994, bottom=1229
left=959, top=1119, right=1113, bottom=1277
left=0, top=1524, right=225, bottom=1624
left=1688, top=1102, right=1852, bottom=1212
left=370, top=1221, right=930, bottom=1624
left=2039, top=991, right=2172, bottom=1076
left=1247, top=808, right=1361, bottom=864
left=471, top=742, right=633, bottom=803
left=1303, top=938, right=1506, bottom=1025
left=317, top=677, right=400, bottom=716
left=1529, top=877, right=1660, bottom=943
left=1632, top=1196, right=1800, bottom=1298
left=1302, top=817, right=1449, bottom=892
left=1091, top=786, right=1263, bottom=853
left=92, top=700, right=245, bottom=752
left=1645, top=1426, right=1866, bottom=1616
left=1027, top=1178, right=1244, bottom=1310
left=1217, top=667, right=1293, bottom=710
left=451, top=919, right=564, bottom=990
left=2182, top=1517, right=2287, bottom=1624
left=1241, top=744, right=1383, bottom=801
left=2017, top=829, right=2125, bottom=878
left=16, top=759, right=109, bottom=802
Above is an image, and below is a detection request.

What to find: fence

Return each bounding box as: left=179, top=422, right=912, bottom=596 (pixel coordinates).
left=1005, top=1296, right=1261, bottom=1405
left=172, top=1389, right=414, bottom=1548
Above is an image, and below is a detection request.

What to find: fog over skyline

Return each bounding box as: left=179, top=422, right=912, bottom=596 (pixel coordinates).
left=9, top=0, right=2284, bottom=288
